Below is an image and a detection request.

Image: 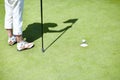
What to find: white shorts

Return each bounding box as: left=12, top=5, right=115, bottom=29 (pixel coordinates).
left=4, top=0, right=24, bottom=35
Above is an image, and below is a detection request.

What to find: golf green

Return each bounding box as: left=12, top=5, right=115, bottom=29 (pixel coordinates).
left=0, top=0, right=120, bottom=80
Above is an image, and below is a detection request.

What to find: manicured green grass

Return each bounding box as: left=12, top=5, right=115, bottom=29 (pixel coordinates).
left=0, top=0, right=120, bottom=80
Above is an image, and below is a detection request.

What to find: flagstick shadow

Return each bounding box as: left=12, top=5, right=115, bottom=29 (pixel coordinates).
left=23, top=18, right=78, bottom=52
left=44, top=25, right=71, bottom=51
left=44, top=18, right=78, bottom=52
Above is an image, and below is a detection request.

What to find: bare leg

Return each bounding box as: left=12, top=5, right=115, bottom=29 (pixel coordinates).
left=7, top=29, right=17, bottom=45
left=6, top=29, right=13, bottom=37
left=16, top=35, right=23, bottom=43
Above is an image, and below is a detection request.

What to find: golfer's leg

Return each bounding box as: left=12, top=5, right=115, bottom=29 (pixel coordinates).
left=13, top=0, right=24, bottom=42
left=13, top=0, right=24, bottom=36
left=12, top=0, right=34, bottom=51
left=4, top=0, right=13, bottom=37
left=6, top=29, right=13, bottom=37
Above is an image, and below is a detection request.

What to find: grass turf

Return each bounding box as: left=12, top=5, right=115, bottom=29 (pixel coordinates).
left=0, top=0, right=120, bottom=80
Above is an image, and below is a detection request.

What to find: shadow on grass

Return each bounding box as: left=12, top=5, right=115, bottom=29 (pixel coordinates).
left=23, top=23, right=58, bottom=42
left=23, top=18, right=78, bottom=52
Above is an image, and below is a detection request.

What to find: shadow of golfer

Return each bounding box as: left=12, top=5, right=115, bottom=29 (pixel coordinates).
left=23, top=18, right=78, bottom=51
left=23, top=23, right=57, bottom=42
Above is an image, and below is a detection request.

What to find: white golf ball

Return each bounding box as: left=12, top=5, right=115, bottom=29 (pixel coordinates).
left=82, top=39, right=86, bottom=43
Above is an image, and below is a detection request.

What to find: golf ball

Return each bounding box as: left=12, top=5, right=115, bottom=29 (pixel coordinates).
left=82, top=39, right=86, bottom=43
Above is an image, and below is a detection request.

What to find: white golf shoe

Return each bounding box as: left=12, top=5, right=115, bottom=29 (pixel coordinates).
left=17, top=41, right=34, bottom=51
left=8, top=36, right=17, bottom=46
